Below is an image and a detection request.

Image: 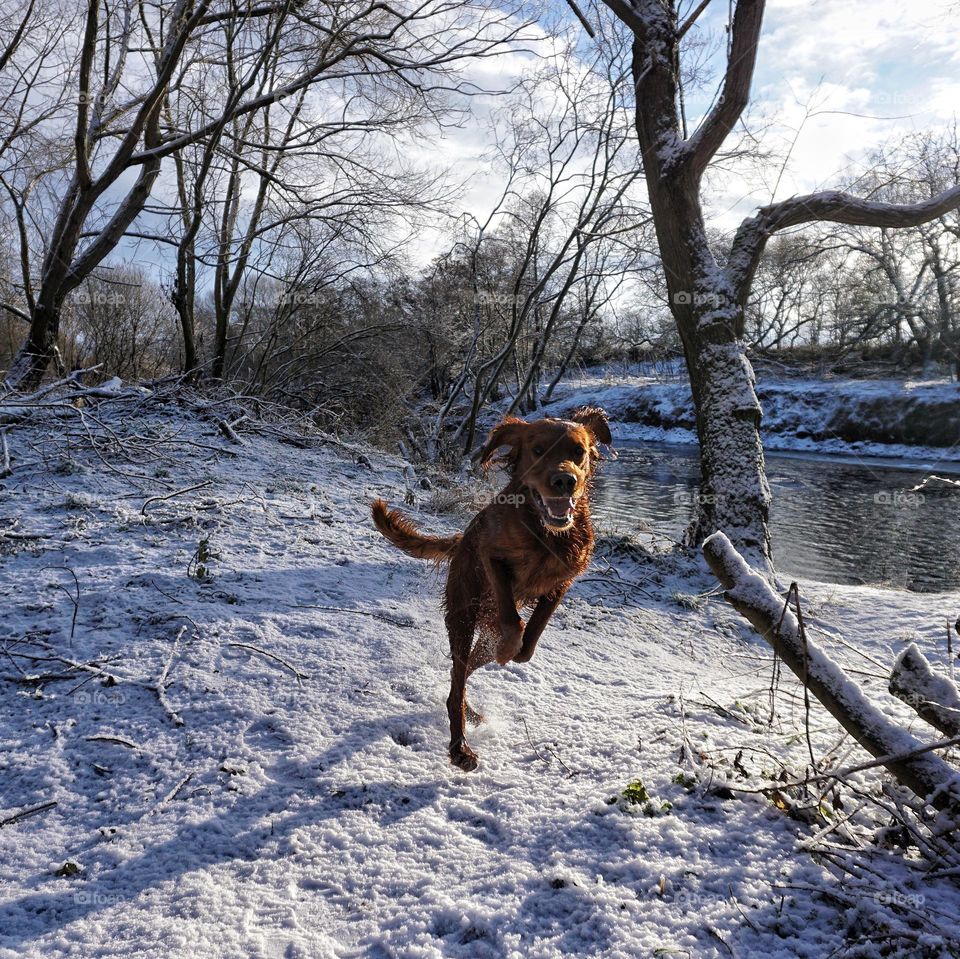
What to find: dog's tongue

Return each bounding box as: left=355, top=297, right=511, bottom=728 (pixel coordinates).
left=544, top=497, right=575, bottom=520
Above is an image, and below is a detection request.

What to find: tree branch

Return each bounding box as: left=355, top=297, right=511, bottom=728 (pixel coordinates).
left=729, top=183, right=960, bottom=308
left=687, top=0, right=765, bottom=176
left=703, top=531, right=960, bottom=816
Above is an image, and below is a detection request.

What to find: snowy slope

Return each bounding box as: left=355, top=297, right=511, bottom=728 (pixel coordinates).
left=1, top=397, right=959, bottom=958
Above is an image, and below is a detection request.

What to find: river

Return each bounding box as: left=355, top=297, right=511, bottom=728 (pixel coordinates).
left=593, top=441, right=960, bottom=592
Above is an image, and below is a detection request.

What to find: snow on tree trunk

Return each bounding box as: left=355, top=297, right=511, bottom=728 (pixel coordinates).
left=2, top=306, right=58, bottom=392
left=688, top=337, right=771, bottom=570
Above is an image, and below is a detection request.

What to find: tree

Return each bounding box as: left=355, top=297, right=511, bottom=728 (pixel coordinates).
left=593, top=0, right=960, bottom=569
left=1, top=0, right=528, bottom=392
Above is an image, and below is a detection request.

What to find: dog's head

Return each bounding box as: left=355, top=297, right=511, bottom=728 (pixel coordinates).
left=479, top=407, right=612, bottom=532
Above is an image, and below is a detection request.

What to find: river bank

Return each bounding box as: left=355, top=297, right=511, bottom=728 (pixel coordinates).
left=540, top=368, right=960, bottom=465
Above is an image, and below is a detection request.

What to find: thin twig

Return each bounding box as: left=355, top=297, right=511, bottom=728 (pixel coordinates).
left=228, top=641, right=308, bottom=682
left=141, top=481, right=212, bottom=516
left=0, top=428, right=10, bottom=478
left=152, top=626, right=187, bottom=726
left=85, top=734, right=139, bottom=749
left=0, top=800, right=58, bottom=828
left=294, top=604, right=416, bottom=628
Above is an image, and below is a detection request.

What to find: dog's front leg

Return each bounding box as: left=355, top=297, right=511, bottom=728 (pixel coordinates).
left=512, top=586, right=568, bottom=663
left=482, top=555, right=524, bottom=664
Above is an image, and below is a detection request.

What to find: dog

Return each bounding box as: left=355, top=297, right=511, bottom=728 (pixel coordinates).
left=371, top=406, right=612, bottom=771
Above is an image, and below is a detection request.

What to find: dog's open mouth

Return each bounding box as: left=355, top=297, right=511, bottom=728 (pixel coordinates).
left=530, top=489, right=576, bottom=529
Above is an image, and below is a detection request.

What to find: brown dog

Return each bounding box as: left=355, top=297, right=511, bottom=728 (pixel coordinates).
left=371, top=407, right=611, bottom=771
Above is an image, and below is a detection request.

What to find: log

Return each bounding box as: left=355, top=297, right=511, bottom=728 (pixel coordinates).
left=703, top=531, right=960, bottom=816
left=890, top=644, right=960, bottom=738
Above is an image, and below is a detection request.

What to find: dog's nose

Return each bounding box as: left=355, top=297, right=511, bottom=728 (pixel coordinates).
left=550, top=472, right=576, bottom=496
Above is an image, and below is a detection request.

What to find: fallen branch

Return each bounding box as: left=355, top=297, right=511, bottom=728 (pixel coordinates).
left=703, top=531, right=960, bottom=816
left=0, top=428, right=10, bottom=478
left=161, top=773, right=193, bottom=804
left=294, top=604, right=416, bottom=628
left=890, top=644, right=960, bottom=738
left=85, top=734, right=139, bottom=749
left=0, top=800, right=58, bottom=828
left=215, top=417, right=246, bottom=445
left=151, top=626, right=187, bottom=726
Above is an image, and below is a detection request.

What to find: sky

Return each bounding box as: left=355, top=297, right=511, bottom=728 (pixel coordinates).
left=82, top=0, right=960, bottom=280
left=420, top=0, right=960, bottom=253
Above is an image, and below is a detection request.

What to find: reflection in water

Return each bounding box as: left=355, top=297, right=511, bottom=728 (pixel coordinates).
left=592, top=442, right=960, bottom=593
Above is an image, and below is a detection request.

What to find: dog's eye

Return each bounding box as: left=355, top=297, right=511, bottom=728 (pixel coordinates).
left=532, top=445, right=544, bottom=456
left=572, top=444, right=586, bottom=461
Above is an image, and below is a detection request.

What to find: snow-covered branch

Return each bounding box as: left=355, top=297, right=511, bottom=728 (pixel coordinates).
left=890, top=644, right=960, bottom=738
left=703, top=531, right=960, bottom=816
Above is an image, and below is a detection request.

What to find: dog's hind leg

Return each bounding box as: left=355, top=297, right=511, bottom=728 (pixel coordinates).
left=445, top=607, right=479, bottom=771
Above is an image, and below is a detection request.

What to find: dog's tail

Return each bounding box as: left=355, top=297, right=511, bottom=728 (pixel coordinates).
left=371, top=499, right=461, bottom=562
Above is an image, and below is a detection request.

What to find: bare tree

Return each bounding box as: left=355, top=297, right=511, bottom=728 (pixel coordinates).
left=1, top=0, right=529, bottom=391
left=591, top=0, right=960, bottom=569
left=439, top=35, right=648, bottom=454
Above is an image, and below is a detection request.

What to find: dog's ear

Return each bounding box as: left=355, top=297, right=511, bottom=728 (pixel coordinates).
left=570, top=406, right=612, bottom=449
left=478, top=416, right=527, bottom=471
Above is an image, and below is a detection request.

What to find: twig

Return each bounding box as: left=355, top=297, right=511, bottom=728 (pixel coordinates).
left=41, top=565, right=80, bottom=645
left=227, top=642, right=308, bottom=682
left=728, top=733, right=960, bottom=796
left=152, top=626, right=187, bottom=726
left=791, top=582, right=818, bottom=770
left=0, top=527, right=52, bottom=541
left=0, top=800, right=58, bottom=828
left=293, top=604, right=416, bottom=628
left=161, top=773, right=193, bottom=804
left=0, top=428, right=10, bottom=478
left=141, top=481, right=212, bottom=516
left=85, top=734, right=139, bottom=749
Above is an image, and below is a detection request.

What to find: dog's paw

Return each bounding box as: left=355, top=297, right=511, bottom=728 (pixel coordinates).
left=450, top=740, right=479, bottom=772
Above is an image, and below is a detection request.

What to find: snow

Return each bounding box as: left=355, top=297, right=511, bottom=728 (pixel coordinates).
left=540, top=367, right=960, bottom=466
left=1, top=397, right=959, bottom=957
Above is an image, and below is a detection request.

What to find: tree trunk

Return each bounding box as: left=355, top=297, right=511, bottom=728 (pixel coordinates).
left=3, top=304, right=59, bottom=392
left=629, top=37, right=771, bottom=568
left=172, top=241, right=198, bottom=375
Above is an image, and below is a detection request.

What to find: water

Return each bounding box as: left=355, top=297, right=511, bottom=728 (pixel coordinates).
left=592, top=442, right=960, bottom=593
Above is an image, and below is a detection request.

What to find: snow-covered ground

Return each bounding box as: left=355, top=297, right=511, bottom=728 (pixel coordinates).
left=1, top=395, right=959, bottom=957
left=541, top=367, right=960, bottom=466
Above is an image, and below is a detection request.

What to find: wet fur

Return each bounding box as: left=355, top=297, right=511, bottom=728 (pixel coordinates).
left=371, top=406, right=612, bottom=771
